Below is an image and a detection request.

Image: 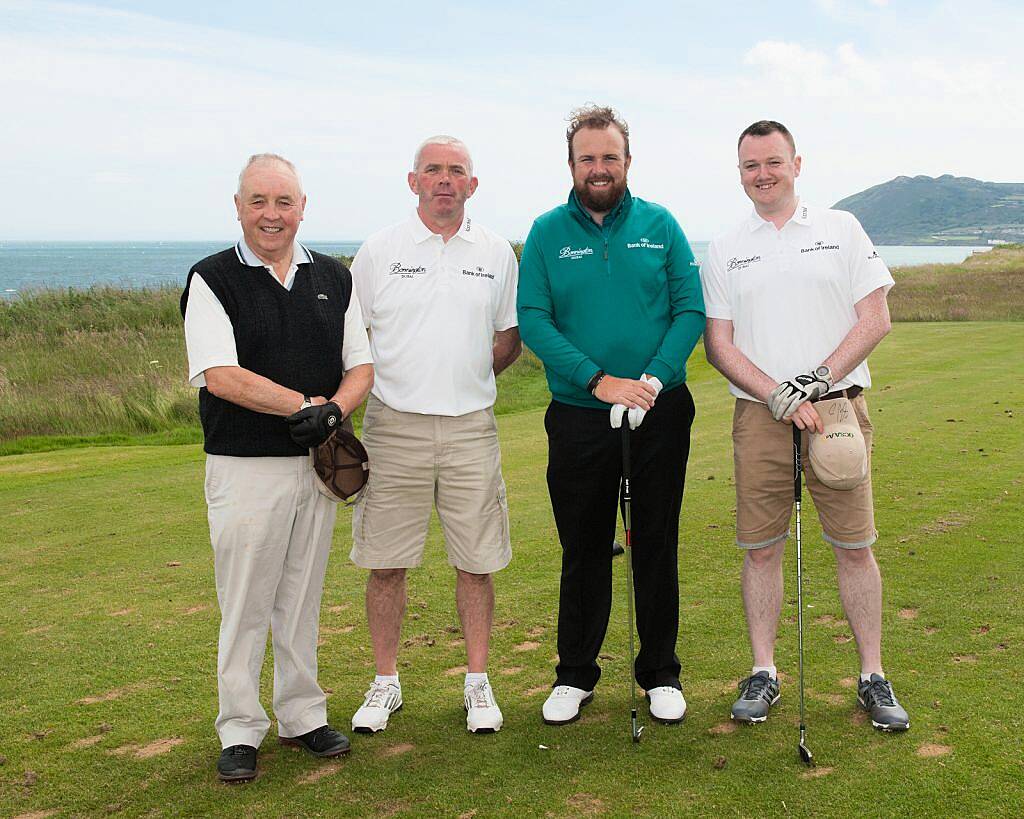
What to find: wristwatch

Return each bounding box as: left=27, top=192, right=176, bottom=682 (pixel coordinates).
left=813, top=365, right=834, bottom=389
left=586, top=370, right=607, bottom=394
left=299, top=395, right=313, bottom=410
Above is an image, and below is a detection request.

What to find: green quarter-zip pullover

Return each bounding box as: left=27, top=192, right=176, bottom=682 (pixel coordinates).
left=517, top=189, right=706, bottom=408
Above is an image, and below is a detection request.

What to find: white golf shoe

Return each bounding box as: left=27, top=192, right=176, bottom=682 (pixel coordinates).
left=646, top=686, right=686, bottom=724
left=464, top=680, right=503, bottom=733
left=542, top=685, right=594, bottom=725
left=352, top=681, right=403, bottom=733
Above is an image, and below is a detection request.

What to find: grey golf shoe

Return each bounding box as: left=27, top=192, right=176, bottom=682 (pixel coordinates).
left=858, top=674, right=910, bottom=731
left=731, top=671, right=781, bottom=723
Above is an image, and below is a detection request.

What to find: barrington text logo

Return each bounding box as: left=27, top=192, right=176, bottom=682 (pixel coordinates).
left=559, top=246, right=594, bottom=260
left=389, top=262, right=427, bottom=278
left=727, top=255, right=761, bottom=271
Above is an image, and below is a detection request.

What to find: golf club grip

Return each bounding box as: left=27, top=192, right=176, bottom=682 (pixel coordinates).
left=621, top=422, right=631, bottom=479
left=792, top=424, right=802, bottom=502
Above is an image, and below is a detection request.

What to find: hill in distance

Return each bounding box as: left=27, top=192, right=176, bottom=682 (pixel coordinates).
left=833, top=174, right=1024, bottom=245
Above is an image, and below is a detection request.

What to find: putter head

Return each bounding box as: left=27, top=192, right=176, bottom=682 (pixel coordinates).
left=798, top=740, right=814, bottom=766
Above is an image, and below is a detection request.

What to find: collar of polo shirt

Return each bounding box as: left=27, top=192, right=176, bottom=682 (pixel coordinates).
left=408, top=210, right=477, bottom=244
left=234, top=238, right=312, bottom=290
left=747, top=197, right=812, bottom=233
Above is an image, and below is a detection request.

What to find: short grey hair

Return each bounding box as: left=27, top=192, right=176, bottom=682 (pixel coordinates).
left=237, top=153, right=303, bottom=195
left=411, top=135, right=474, bottom=176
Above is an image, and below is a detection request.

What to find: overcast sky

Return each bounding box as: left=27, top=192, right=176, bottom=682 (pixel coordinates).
left=2, top=0, right=1020, bottom=242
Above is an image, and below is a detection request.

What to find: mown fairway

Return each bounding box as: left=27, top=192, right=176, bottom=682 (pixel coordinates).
left=1, top=323, right=1022, bottom=817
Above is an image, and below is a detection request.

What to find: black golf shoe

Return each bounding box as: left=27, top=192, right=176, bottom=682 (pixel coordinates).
left=731, top=671, right=781, bottom=723
left=280, top=724, right=351, bottom=757
left=217, top=744, right=258, bottom=783
left=857, top=674, right=910, bottom=731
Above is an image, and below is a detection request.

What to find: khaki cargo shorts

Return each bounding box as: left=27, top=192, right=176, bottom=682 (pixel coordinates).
left=351, top=395, right=512, bottom=574
left=732, top=396, right=876, bottom=550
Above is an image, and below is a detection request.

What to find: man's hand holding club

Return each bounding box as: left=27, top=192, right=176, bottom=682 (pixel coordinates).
left=601, top=374, right=663, bottom=431
left=768, top=368, right=832, bottom=432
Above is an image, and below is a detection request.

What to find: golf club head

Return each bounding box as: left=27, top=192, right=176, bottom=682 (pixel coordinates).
left=798, top=741, right=814, bottom=766
left=632, top=723, right=643, bottom=744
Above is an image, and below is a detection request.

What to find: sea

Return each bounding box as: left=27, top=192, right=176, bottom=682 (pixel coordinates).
left=0, top=240, right=992, bottom=300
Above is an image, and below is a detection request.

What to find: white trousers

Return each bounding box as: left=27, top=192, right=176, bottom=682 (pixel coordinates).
left=205, top=454, right=338, bottom=748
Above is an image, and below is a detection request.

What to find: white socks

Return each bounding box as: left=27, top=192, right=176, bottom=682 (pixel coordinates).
left=753, top=665, right=777, bottom=679
left=376, top=673, right=400, bottom=690
left=860, top=671, right=885, bottom=682
left=465, top=672, right=488, bottom=688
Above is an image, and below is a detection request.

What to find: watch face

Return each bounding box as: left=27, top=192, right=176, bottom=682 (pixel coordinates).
left=815, top=366, right=830, bottom=379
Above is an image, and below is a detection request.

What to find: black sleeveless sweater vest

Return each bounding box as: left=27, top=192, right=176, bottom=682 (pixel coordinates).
left=180, top=247, right=351, bottom=456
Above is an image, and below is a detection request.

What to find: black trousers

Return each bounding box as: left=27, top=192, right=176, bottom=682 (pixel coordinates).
left=545, top=383, right=695, bottom=691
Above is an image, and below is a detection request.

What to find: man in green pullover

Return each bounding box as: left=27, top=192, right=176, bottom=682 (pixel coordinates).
left=518, top=105, right=705, bottom=727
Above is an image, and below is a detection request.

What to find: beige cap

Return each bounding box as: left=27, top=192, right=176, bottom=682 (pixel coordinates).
left=809, top=397, right=868, bottom=491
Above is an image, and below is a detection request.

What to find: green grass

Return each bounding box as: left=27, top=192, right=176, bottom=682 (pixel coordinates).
left=1, top=323, right=1022, bottom=817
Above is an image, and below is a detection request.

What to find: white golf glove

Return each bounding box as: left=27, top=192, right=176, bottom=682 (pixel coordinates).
left=627, top=375, right=663, bottom=430
left=768, top=371, right=831, bottom=420
left=609, top=403, right=628, bottom=429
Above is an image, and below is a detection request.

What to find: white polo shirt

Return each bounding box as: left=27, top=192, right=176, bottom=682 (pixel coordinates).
left=701, top=202, right=894, bottom=402
left=351, top=211, right=519, bottom=416
left=184, top=239, right=372, bottom=388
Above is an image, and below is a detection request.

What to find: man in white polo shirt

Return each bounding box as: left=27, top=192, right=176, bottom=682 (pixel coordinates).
left=702, top=121, right=910, bottom=732
left=348, top=135, right=521, bottom=734
left=181, top=153, right=374, bottom=782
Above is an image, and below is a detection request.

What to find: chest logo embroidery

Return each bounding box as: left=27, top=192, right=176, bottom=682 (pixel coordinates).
left=727, top=255, right=762, bottom=271
left=559, top=246, right=594, bottom=260
left=462, top=266, right=494, bottom=280
left=626, top=237, right=665, bottom=250
left=800, top=241, right=840, bottom=254
left=389, top=262, right=428, bottom=279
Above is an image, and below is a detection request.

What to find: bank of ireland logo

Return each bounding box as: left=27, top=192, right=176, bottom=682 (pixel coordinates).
left=626, top=236, right=665, bottom=250
left=559, top=246, right=594, bottom=260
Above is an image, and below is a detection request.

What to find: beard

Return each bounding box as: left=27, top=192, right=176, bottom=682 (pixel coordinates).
left=573, top=172, right=628, bottom=215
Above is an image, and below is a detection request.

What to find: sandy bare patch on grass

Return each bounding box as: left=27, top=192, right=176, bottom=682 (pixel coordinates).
left=566, top=793, right=606, bottom=815
left=321, top=625, right=355, bottom=634
left=524, top=685, right=549, bottom=697
left=899, top=608, right=919, bottom=619
left=458, top=811, right=478, bottom=819
left=916, top=743, right=952, bottom=758
left=975, top=624, right=991, bottom=635
left=922, top=512, right=968, bottom=535
left=513, top=641, right=540, bottom=652
left=526, top=626, right=546, bottom=637
left=376, top=801, right=411, bottom=818
left=77, top=682, right=147, bottom=705
left=109, top=608, right=135, bottom=617
left=381, top=742, right=414, bottom=757
left=813, top=614, right=840, bottom=626
left=850, top=710, right=869, bottom=726
left=800, top=766, right=834, bottom=779
left=327, top=604, right=349, bottom=613
left=403, top=634, right=435, bottom=648
left=448, top=639, right=466, bottom=649
left=69, top=734, right=105, bottom=749
left=952, top=653, right=978, bottom=663
left=12, top=811, right=57, bottom=819
left=297, top=761, right=344, bottom=784
left=499, top=667, right=523, bottom=675
left=445, top=665, right=469, bottom=676
left=823, top=693, right=846, bottom=706
left=24, top=625, right=53, bottom=635
left=924, top=626, right=940, bottom=635
left=109, top=737, right=184, bottom=759
left=839, top=676, right=857, bottom=688
left=495, top=619, right=518, bottom=630
left=833, top=633, right=853, bottom=644
left=708, top=722, right=737, bottom=735
left=182, top=605, right=209, bottom=615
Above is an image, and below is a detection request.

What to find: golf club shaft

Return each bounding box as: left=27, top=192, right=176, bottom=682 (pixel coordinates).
left=793, top=424, right=807, bottom=737
left=622, top=423, right=639, bottom=741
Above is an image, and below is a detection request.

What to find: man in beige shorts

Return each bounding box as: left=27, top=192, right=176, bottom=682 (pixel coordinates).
left=701, top=120, right=910, bottom=732
left=348, top=135, right=521, bottom=734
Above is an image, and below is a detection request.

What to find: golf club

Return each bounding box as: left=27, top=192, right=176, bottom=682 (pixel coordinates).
left=621, top=422, right=643, bottom=743
left=793, top=423, right=814, bottom=766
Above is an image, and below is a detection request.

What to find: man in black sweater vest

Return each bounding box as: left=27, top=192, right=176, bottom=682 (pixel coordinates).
left=181, top=154, right=373, bottom=782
